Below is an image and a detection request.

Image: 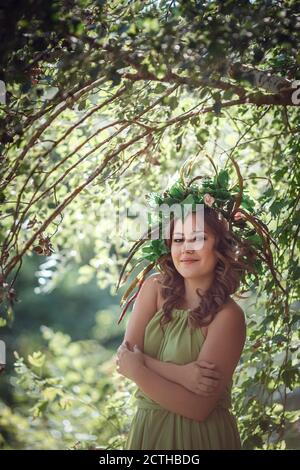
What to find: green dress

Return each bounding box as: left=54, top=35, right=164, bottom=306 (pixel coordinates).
left=124, top=307, right=242, bottom=450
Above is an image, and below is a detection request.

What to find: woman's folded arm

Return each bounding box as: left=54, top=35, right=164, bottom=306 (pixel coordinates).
left=144, top=355, right=183, bottom=385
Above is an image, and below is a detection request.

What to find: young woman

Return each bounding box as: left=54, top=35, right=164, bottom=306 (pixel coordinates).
left=116, top=206, right=248, bottom=450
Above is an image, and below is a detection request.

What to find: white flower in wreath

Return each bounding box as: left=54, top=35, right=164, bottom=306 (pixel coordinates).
left=233, top=211, right=246, bottom=221
left=203, top=193, right=215, bottom=207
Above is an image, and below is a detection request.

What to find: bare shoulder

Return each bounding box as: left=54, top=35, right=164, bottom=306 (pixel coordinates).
left=146, top=272, right=163, bottom=292
left=149, top=272, right=163, bottom=283
left=213, top=297, right=246, bottom=333
left=148, top=272, right=162, bottom=280
left=140, top=273, right=161, bottom=296
left=121, top=273, right=161, bottom=351
left=224, top=297, right=245, bottom=315
left=228, top=297, right=245, bottom=320
left=149, top=272, right=164, bottom=310
left=139, top=272, right=162, bottom=314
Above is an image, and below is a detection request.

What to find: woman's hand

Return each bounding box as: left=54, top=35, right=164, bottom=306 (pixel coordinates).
left=181, top=359, right=221, bottom=396
left=116, top=341, right=145, bottom=382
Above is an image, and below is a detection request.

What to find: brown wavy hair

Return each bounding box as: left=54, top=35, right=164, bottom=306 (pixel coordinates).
left=155, top=206, right=258, bottom=332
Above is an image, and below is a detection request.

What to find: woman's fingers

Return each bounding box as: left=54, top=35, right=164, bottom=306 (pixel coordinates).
left=199, top=382, right=218, bottom=392
left=116, top=345, right=126, bottom=364
left=197, top=360, right=215, bottom=368
left=117, top=342, right=128, bottom=356
left=195, top=386, right=217, bottom=396
left=202, top=369, right=221, bottom=380
left=199, top=376, right=218, bottom=387
left=196, top=364, right=221, bottom=380
left=196, top=361, right=220, bottom=376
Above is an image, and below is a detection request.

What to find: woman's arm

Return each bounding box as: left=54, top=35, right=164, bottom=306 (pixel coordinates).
left=132, top=302, right=246, bottom=422
left=117, top=343, right=209, bottom=420
left=144, top=355, right=182, bottom=384
left=144, top=354, right=220, bottom=396
left=133, top=364, right=211, bottom=422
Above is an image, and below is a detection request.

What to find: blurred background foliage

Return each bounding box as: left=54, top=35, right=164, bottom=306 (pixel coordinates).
left=0, top=0, right=299, bottom=449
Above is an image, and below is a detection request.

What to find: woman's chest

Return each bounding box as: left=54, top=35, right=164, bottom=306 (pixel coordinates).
left=143, top=313, right=205, bottom=365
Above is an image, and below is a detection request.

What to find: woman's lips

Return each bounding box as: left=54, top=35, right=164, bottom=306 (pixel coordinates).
left=180, top=260, right=198, bottom=264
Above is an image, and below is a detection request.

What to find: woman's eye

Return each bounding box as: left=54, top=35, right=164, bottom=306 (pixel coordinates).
left=173, top=237, right=206, bottom=243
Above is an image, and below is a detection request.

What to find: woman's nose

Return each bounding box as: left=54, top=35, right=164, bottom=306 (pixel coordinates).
left=182, top=241, right=194, bottom=252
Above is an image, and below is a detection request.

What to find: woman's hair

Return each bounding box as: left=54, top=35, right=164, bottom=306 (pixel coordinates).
left=155, top=206, right=258, bottom=332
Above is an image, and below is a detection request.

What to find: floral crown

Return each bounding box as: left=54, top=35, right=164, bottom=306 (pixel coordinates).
left=115, top=155, right=280, bottom=324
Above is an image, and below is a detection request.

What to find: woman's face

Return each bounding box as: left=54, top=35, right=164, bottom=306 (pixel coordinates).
left=171, top=212, right=218, bottom=279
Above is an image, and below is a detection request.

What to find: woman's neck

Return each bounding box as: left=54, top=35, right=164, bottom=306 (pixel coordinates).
left=180, top=276, right=214, bottom=309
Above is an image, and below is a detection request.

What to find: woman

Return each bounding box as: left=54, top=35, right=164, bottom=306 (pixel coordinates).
left=116, top=204, right=249, bottom=450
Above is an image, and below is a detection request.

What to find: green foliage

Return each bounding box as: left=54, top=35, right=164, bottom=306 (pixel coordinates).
left=0, top=326, right=135, bottom=450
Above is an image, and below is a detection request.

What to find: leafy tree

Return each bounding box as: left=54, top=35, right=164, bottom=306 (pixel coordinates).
left=0, top=326, right=133, bottom=450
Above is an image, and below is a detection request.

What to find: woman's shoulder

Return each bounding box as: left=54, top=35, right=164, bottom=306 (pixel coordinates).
left=149, top=272, right=163, bottom=282
left=147, top=272, right=163, bottom=292
left=149, top=272, right=164, bottom=311
left=224, top=297, right=245, bottom=317
left=213, top=297, right=246, bottom=331
left=202, top=297, right=245, bottom=339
